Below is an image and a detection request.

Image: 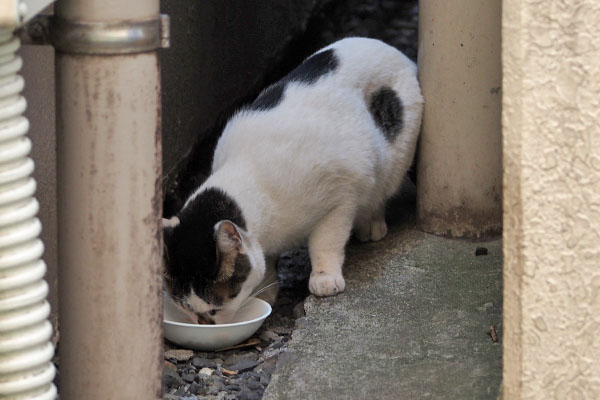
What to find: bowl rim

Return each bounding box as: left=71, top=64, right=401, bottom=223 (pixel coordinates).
left=163, top=297, right=272, bottom=329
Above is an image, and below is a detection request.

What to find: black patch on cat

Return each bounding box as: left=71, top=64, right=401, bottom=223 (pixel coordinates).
left=369, top=86, right=403, bottom=141
left=163, top=188, right=246, bottom=301
left=285, top=49, right=338, bottom=84
left=250, top=82, right=286, bottom=111
left=201, top=253, right=251, bottom=305
left=248, top=49, right=338, bottom=111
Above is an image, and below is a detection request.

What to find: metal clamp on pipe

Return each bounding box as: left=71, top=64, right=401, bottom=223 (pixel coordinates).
left=52, top=14, right=169, bottom=54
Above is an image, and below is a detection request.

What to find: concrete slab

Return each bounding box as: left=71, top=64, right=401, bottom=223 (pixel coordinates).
left=264, top=193, right=502, bottom=399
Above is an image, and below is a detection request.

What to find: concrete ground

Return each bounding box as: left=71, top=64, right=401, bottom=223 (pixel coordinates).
left=264, top=187, right=503, bottom=399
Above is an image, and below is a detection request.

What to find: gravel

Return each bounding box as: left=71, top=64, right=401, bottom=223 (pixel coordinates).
left=192, top=358, right=218, bottom=369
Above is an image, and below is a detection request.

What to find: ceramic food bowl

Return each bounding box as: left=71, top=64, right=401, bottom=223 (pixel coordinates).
left=163, top=293, right=271, bottom=351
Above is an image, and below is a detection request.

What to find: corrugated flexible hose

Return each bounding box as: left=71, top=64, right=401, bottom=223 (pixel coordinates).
left=0, top=30, right=57, bottom=400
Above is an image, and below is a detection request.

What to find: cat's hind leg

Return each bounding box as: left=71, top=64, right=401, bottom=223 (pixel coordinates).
left=308, top=204, right=355, bottom=297
left=354, top=205, right=388, bottom=242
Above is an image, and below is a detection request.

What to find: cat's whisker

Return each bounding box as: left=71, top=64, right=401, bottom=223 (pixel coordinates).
left=251, top=280, right=281, bottom=297
left=242, top=280, right=282, bottom=307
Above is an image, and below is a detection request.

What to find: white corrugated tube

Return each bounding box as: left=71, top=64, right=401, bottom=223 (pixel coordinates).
left=0, top=30, right=57, bottom=400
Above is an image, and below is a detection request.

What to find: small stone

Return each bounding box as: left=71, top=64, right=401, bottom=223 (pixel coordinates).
left=255, top=357, right=277, bottom=375
left=228, top=359, right=259, bottom=373
left=192, top=357, right=217, bottom=369
left=224, top=384, right=241, bottom=392
left=188, top=381, right=206, bottom=394
left=223, top=352, right=258, bottom=367
left=259, top=330, right=281, bottom=342
left=293, top=301, right=306, bottom=318
left=164, top=360, right=177, bottom=372
left=207, top=380, right=224, bottom=395
left=240, top=371, right=254, bottom=380
left=198, top=367, right=214, bottom=376
left=163, top=369, right=183, bottom=388
left=475, top=247, right=488, bottom=256
left=246, top=380, right=263, bottom=390
left=259, top=374, right=271, bottom=386
left=174, top=385, right=187, bottom=396
left=248, top=371, right=261, bottom=380
left=165, top=349, right=194, bottom=362
left=270, top=325, right=292, bottom=335
left=262, top=346, right=283, bottom=359
left=182, top=373, right=196, bottom=383
left=238, top=390, right=261, bottom=400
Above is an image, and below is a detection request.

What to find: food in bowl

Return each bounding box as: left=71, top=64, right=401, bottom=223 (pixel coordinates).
left=163, top=293, right=271, bottom=351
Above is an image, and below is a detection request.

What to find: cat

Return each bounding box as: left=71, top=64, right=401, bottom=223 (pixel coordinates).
left=162, top=37, right=423, bottom=324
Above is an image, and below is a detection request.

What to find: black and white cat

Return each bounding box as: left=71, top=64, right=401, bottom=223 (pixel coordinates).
left=163, top=37, right=423, bottom=324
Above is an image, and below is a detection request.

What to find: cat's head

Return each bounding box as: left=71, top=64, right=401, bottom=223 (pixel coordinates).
left=162, top=214, right=266, bottom=325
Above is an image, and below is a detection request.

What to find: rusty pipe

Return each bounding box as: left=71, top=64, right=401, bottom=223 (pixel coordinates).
left=55, top=0, right=163, bottom=398
left=417, top=0, right=502, bottom=237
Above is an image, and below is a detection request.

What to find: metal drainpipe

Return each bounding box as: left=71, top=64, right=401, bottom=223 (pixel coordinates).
left=54, top=1, right=167, bottom=398
left=0, top=22, right=57, bottom=400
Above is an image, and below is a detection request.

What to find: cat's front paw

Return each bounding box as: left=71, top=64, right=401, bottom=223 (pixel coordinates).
left=309, top=271, right=346, bottom=297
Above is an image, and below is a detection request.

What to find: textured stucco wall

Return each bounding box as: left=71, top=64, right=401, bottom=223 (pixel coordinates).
left=502, top=0, right=600, bottom=398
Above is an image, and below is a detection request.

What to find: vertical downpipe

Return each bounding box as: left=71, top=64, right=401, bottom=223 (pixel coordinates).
left=55, top=1, right=163, bottom=399
left=0, top=30, right=57, bottom=400
left=417, top=0, right=502, bottom=237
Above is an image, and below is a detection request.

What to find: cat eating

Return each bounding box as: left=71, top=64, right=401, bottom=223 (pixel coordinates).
left=163, top=37, right=423, bottom=324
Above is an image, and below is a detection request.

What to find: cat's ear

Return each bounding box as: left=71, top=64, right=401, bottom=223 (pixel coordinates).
left=215, top=220, right=244, bottom=282
left=161, top=216, right=180, bottom=229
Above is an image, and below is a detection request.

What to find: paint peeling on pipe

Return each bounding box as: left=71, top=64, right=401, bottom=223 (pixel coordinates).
left=55, top=1, right=163, bottom=397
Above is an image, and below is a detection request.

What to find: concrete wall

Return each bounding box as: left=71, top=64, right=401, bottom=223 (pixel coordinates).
left=502, top=0, right=600, bottom=397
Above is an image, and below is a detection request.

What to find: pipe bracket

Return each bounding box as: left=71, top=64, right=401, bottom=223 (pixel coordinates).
left=52, top=14, right=170, bottom=54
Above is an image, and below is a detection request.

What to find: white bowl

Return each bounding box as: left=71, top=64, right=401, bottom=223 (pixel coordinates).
left=163, top=294, right=272, bottom=351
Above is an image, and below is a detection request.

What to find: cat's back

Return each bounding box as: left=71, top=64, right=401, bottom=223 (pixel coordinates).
left=212, top=38, right=422, bottom=201
left=215, top=38, right=418, bottom=160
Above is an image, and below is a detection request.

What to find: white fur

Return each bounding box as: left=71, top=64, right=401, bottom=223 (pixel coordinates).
left=186, top=38, right=423, bottom=297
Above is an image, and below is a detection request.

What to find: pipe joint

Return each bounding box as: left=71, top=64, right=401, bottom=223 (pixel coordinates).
left=52, top=14, right=169, bottom=55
